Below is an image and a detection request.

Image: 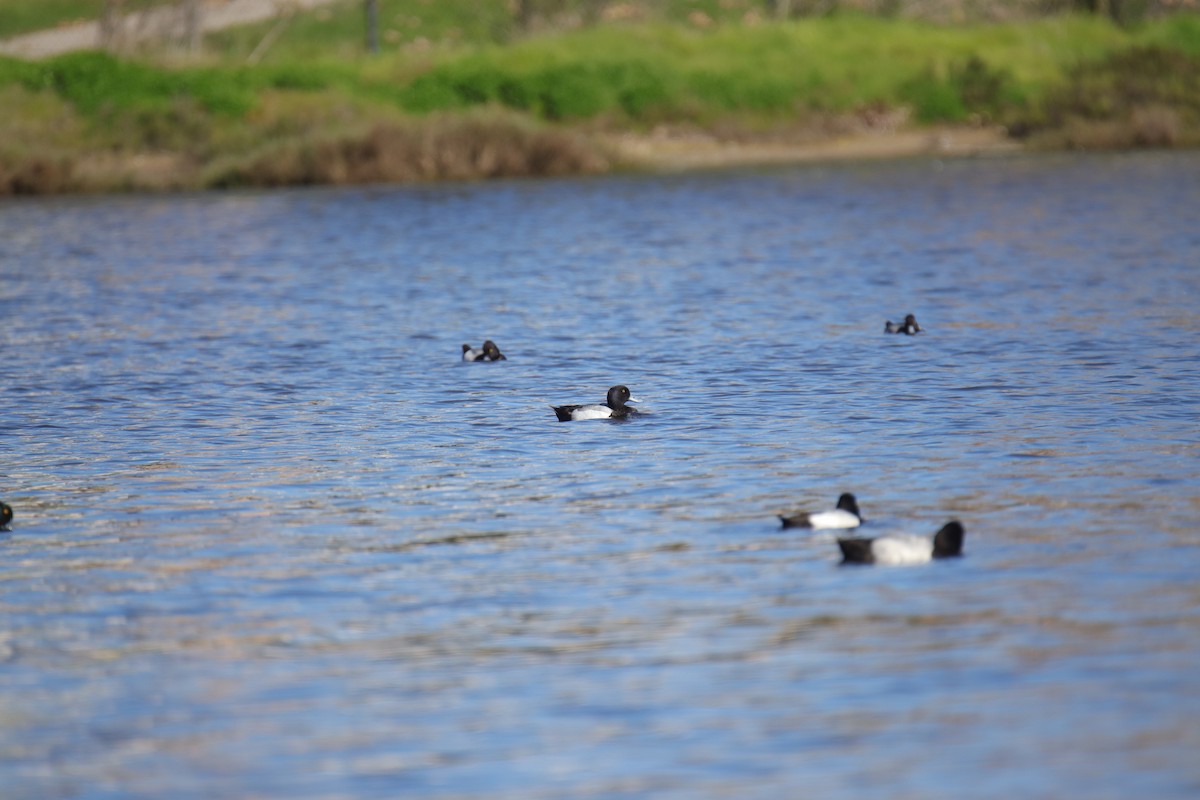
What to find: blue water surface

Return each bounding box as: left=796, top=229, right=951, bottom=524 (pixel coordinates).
left=1, top=150, right=1199, bottom=799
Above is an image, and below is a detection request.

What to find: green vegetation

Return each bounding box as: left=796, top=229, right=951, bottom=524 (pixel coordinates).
left=204, top=0, right=520, bottom=62
left=0, top=0, right=177, bottom=39
left=2, top=3, right=1199, bottom=194
left=0, top=50, right=260, bottom=114
left=1016, top=44, right=1200, bottom=147
left=0, top=0, right=105, bottom=38
left=383, top=16, right=1090, bottom=124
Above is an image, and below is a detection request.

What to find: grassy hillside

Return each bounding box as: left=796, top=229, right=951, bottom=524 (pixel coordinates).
left=2, top=8, right=1199, bottom=193
left=0, top=0, right=181, bottom=38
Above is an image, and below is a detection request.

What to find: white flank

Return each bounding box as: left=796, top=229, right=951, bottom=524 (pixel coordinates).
left=869, top=535, right=934, bottom=566
left=570, top=405, right=615, bottom=420
left=806, top=509, right=861, bottom=530
left=463, top=348, right=483, bottom=362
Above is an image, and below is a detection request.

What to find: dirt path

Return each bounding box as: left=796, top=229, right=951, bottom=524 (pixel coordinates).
left=607, top=126, right=1022, bottom=171
left=0, top=0, right=344, bottom=59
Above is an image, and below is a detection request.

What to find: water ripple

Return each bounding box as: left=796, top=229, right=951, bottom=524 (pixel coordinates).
left=2, top=152, right=1199, bottom=799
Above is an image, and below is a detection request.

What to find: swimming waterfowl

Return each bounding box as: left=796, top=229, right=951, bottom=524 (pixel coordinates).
left=884, top=314, right=922, bottom=335
left=779, top=493, right=861, bottom=530
left=481, top=340, right=506, bottom=360
left=0, top=502, right=12, bottom=530
left=837, top=521, right=964, bottom=565
left=462, top=340, right=506, bottom=361
left=551, top=385, right=639, bottom=421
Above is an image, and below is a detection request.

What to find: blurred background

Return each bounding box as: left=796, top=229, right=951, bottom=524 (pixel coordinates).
left=1, top=0, right=1198, bottom=194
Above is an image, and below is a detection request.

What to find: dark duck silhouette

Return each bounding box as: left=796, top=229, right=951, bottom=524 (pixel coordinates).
left=885, top=314, right=922, bottom=335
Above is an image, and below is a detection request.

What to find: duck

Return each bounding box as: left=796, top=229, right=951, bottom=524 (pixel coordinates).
left=0, top=502, right=12, bottom=531
left=462, top=340, right=506, bottom=362
left=837, top=521, right=964, bottom=565
left=779, top=492, right=861, bottom=530
left=884, top=314, right=922, bottom=335
left=552, top=385, right=639, bottom=421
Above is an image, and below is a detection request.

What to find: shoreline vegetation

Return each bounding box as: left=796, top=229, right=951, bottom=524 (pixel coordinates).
left=1, top=2, right=1198, bottom=195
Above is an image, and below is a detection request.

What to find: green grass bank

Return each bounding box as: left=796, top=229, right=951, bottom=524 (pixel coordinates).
left=2, top=8, right=1199, bottom=194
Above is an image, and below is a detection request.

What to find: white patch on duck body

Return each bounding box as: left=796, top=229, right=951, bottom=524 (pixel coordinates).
left=569, top=405, right=615, bottom=421
left=804, top=508, right=861, bottom=530
left=867, top=535, right=936, bottom=565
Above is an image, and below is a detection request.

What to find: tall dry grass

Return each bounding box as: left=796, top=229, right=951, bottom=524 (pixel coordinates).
left=208, top=110, right=610, bottom=188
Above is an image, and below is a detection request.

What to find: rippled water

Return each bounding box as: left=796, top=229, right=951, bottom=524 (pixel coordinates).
left=2, top=151, right=1199, bottom=798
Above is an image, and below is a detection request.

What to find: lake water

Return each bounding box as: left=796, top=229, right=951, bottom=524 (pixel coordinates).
left=2, top=151, right=1198, bottom=799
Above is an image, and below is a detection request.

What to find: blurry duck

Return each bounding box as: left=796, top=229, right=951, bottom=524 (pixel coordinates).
left=779, top=492, right=861, bottom=530
left=552, top=385, right=640, bottom=421
left=462, top=340, right=506, bottom=362
left=885, top=314, right=922, bottom=335
left=0, top=502, right=12, bottom=531
left=837, top=521, right=965, bottom=565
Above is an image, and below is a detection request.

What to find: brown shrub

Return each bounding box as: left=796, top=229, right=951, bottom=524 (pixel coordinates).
left=1016, top=45, right=1200, bottom=148
left=1130, top=104, right=1181, bottom=147
left=1029, top=104, right=1192, bottom=151
left=210, top=112, right=610, bottom=189
left=0, top=156, right=75, bottom=195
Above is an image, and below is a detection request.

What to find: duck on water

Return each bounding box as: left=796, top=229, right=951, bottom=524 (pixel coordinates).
left=837, top=521, right=965, bottom=565
left=885, top=314, right=922, bottom=335
left=552, top=385, right=640, bottom=421
left=779, top=493, right=861, bottom=530
left=462, top=340, right=506, bottom=362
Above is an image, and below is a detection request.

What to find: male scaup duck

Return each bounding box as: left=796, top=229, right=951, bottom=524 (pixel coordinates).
left=884, top=314, right=921, bottom=335
left=779, top=492, right=861, bottom=530
left=462, top=340, right=506, bottom=362
left=0, top=502, right=12, bottom=530
left=552, top=385, right=639, bottom=421
left=837, top=521, right=964, bottom=565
